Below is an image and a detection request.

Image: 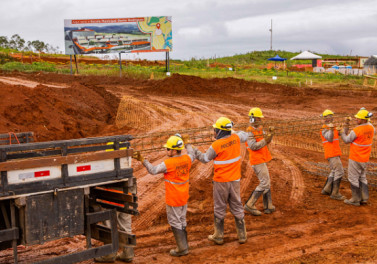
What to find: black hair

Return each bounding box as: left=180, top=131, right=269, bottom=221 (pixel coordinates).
left=215, top=128, right=231, bottom=139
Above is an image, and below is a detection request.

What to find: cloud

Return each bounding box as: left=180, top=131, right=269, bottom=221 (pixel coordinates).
left=0, top=0, right=376, bottom=59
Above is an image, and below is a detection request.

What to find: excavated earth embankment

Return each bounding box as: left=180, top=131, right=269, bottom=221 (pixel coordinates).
left=0, top=71, right=376, bottom=263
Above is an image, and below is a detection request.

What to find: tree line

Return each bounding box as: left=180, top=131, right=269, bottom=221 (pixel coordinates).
left=0, top=34, right=60, bottom=53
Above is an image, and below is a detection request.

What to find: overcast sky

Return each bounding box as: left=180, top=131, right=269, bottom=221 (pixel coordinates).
left=1, top=0, right=377, bottom=60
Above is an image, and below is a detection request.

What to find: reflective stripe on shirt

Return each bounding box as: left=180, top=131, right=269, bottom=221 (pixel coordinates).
left=352, top=142, right=373, bottom=147
left=213, top=156, right=241, bottom=165
left=322, top=138, right=339, bottom=143
left=164, top=179, right=189, bottom=185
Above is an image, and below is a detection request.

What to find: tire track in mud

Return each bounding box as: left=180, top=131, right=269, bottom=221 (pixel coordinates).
left=273, top=149, right=305, bottom=204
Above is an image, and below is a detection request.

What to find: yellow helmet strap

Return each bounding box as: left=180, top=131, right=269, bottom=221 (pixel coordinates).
left=220, top=121, right=233, bottom=130
left=249, top=114, right=255, bottom=123
left=172, top=139, right=183, bottom=149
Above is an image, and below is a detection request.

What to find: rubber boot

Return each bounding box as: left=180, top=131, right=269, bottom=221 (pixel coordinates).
left=330, top=178, right=345, bottom=200
left=321, top=176, right=334, bottom=195
left=94, top=252, right=116, bottom=263
left=170, top=227, right=189, bottom=257
left=360, top=181, right=369, bottom=205
left=116, top=246, right=134, bottom=262
left=234, top=217, right=247, bottom=244
left=344, top=184, right=361, bottom=206
left=208, top=216, right=224, bottom=245
left=244, top=190, right=263, bottom=216
left=262, top=189, right=276, bottom=214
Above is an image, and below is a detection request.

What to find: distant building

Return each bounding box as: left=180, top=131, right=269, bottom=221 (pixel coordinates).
left=72, top=28, right=95, bottom=39
left=363, top=56, right=377, bottom=74
left=322, top=56, right=369, bottom=68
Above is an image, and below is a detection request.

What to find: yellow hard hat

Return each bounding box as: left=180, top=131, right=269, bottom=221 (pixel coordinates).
left=106, top=142, right=128, bottom=151
left=164, top=135, right=184, bottom=150
left=355, top=107, right=373, bottom=120
left=322, top=109, right=334, bottom=117
left=213, top=117, right=233, bottom=131
left=248, top=107, right=264, bottom=118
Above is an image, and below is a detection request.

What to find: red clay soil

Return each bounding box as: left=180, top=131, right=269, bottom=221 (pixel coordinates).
left=0, top=72, right=377, bottom=264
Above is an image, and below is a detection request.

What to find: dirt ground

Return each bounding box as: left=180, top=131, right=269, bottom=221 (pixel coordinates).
left=0, top=71, right=377, bottom=264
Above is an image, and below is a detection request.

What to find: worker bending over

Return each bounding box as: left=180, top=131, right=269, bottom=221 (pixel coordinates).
left=133, top=134, right=195, bottom=256
left=320, top=110, right=345, bottom=200
left=186, top=117, right=248, bottom=245
left=243, top=108, right=275, bottom=216
left=340, top=108, right=375, bottom=206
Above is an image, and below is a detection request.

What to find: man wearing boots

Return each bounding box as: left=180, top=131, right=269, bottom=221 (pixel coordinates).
left=133, top=134, right=195, bottom=256
left=340, top=108, right=375, bottom=206
left=243, top=107, right=275, bottom=216
left=95, top=143, right=135, bottom=263
left=186, top=117, right=248, bottom=245
left=320, top=110, right=345, bottom=200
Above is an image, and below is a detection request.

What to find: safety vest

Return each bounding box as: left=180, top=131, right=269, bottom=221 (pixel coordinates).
left=349, top=123, right=375, bottom=163
left=164, top=155, right=192, bottom=207
left=211, top=134, right=241, bottom=182
left=246, top=126, right=272, bottom=165
left=320, top=125, right=342, bottom=159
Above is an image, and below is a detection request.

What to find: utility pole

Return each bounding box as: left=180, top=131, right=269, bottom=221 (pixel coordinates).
left=269, top=19, right=273, bottom=50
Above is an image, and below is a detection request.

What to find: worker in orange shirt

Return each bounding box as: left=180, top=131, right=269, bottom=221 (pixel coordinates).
left=340, top=108, right=375, bottom=206
left=186, top=117, right=248, bottom=245
left=243, top=108, right=275, bottom=216
left=133, top=134, right=195, bottom=256
left=320, top=110, right=345, bottom=200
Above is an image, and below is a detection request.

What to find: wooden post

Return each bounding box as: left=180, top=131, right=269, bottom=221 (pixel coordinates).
left=74, top=54, right=79, bottom=74
left=119, top=52, right=122, bottom=78
left=70, top=55, right=73, bottom=75
left=166, top=51, right=170, bottom=73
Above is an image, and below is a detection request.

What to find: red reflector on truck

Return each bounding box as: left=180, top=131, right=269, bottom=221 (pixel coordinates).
left=77, top=165, right=91, bottom=172
left=34, top=170, right=50, bottom=177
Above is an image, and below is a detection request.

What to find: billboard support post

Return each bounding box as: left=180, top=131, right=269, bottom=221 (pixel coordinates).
left=119, top=52, right=122, bottom=78
left=166, top=52, right=170, bottom=73
left=74, top=55, right=79, bottom=74
left=70, top=55, right=73, bottom=75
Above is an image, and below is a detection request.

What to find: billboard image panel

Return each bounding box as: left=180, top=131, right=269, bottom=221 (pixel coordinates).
left=64, top=16, right=172, bottom=55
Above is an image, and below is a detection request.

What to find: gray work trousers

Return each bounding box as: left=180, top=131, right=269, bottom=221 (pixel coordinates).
left=252, top=163, right=271, bottom=192
left=348, top=159, right=368, bottom=187
left=166, top=204, right=187, bottom=230
left=328, top=156, right=344, bottom=181
left=213, top=181, right=244, bottom=220
left=104, top=212, right=132, bottom=234
left=103, top=186, right=132, bottom=235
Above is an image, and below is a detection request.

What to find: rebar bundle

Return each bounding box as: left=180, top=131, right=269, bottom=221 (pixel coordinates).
left=131, top=114, right=377, bottom=154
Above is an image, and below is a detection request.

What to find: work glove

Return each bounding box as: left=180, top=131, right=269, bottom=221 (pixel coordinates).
left=345, top=116, right=352, bottom=124
left=327, top=123, right=335, bottom=129
left=265, top=133, right=273, bottom=144
left=336, top=125, right=344, bottom=134
left=268, top=126, right=275, bottom=133
left=181, top=134, right=190, bottom=144
left=132, top=151, right=144, bottom=163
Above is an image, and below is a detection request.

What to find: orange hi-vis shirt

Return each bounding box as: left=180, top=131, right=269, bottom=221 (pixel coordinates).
left=211, top=134, right=241, bottom=182
left=350, top=123, right=375, bottom=163
left=320, top=125, right=342, bottom=159
left=246, top=126, right=272, bottom=165
left=163, top=155, right=192, bottom=207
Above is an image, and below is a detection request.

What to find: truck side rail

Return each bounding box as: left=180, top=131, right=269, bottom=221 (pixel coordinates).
left=0, top=135, right=134, bottom=198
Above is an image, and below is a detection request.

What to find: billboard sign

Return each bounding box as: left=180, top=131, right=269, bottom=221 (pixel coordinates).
left=64, top=16, right=172, bottom=55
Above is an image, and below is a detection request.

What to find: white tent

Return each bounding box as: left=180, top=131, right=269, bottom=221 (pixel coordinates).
left=290, top=51, right=322, bottom=60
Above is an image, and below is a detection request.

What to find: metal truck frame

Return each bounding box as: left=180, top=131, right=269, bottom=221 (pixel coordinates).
left=0, top=134, right=138, bottom=264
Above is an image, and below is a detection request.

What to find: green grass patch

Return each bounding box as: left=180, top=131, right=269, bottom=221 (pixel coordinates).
left=1, top=61, right=70, bottom=73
